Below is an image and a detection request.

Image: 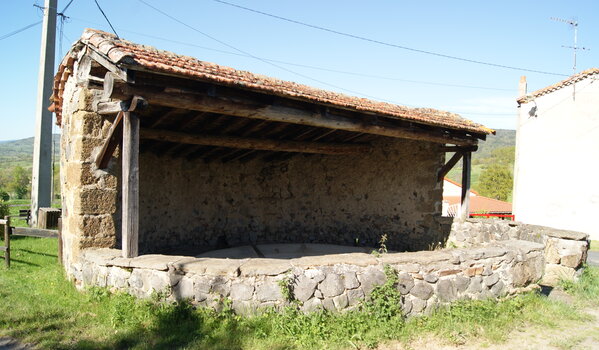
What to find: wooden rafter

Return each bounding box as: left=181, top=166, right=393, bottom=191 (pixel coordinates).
left=105, top=79, right=479, bottom=146
left=140, top=128, right=371, bottom=155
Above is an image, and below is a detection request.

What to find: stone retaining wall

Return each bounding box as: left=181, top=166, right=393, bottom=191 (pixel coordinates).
left=449, top=219, right=589, bottom=286
left=70, top=240, right=543, bottom=315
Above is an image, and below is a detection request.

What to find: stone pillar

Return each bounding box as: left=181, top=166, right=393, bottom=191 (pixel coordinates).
left=60, top=83, right=119, bottom=267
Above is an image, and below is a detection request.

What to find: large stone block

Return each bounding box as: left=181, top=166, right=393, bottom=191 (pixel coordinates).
left=70, top=136, right=104, bottom=162
left=230, top=282, right=255, bottom=301
left=73, top=187, right=117, bottom=215
left=65, top=162, right=97, bottom=186
left=255, top=280, right=283, bottom=302
left=357, top=266, right=386, bottom=293
left=71, top=111, right=104, bottom=137
left=293, top=275, right=318, bottom=302
left=80, top=215, right=115, bottom=239
left=319, top=274, right=345, bottom=297
left=411, top=282, right=433, bottom=300
left=542, top=264, right=577, bottom=286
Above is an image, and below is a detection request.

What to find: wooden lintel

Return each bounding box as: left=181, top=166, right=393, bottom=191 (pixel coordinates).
left=437, top=152, right=464, bottom=181
left=122, top=112, right=139, bottom=258
left=107, top=81, right=478, bottom=146
left=140, top=128, right=372, bottom=155
left=97, top=100, right=130, bottom=115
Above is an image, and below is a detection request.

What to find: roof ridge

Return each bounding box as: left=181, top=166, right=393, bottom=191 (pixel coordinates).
left=517, top=67, right=599, bottom=103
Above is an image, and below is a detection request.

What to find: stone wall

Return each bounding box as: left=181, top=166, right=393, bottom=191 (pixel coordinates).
left=449, top=219, right=589, bottom=286
left=61, top=80, right=449, bottom=263
left=139, top=139, right=445, bottom=255
left=70, top=240, right=544, bottom=315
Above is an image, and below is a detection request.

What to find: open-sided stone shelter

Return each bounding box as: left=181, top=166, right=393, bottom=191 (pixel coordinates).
left=49, top=29, right=588, bottom=314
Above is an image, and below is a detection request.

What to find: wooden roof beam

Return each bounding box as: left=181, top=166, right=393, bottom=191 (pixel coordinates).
left=140, top=128, right=371, bottom=155
left=104, top=75, right=478, bottom=146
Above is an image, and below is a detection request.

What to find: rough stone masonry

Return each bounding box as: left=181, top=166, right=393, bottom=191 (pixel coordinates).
left=449, top=218, right=589, bottom=286
left=71, top=240, right=544, bottom=316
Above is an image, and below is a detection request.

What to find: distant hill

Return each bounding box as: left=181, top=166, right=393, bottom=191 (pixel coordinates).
left=0, top=134, right=60, bottom=171
left=446, top=129, right=516, bottom=194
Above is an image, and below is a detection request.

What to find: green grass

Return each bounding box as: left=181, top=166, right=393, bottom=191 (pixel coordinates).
left=590, top=240, right=599, bottom=252
left=0, top=237, right=597, bottom=349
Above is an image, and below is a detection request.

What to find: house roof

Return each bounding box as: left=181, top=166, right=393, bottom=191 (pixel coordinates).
left=517, top=68, right=599, bottom=104
left=52, top=28, right=493, bottom=136
left=444, top=195, right=512, bottom=214
left=443, top=177, right=479, bottom=196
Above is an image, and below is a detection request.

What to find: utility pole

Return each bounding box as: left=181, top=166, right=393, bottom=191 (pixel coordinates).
left=31, top=0, right=57, bottom=227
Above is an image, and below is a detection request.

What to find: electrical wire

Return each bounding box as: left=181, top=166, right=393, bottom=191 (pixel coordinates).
left=0, top=21, right=42, bottom=41
left=68, top=16, right=514, bottom=92
left=136, top=0, right=412, bottom=106
left=212, top=0, right=569, bottom=77
left=93, top=0, right=119, bottom=38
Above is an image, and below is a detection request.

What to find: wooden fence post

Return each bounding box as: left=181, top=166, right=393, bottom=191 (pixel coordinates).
left=3, top=216, right=10, bottom=268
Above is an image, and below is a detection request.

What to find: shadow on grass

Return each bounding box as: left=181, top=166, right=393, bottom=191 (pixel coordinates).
left=4, top=259, right=41, bottom=267
left=17, top=249, right=57, bottom=258
left=64, top=303, right=247, bottom=350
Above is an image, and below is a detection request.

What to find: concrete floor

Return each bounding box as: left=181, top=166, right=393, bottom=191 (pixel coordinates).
left=195, top=243, right=374, bottom=259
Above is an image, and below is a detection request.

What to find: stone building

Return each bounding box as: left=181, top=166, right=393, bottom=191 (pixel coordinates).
left=48, top=29, right=588, bottom=314
left=514, top=70, right=599, bottom=240
left=51, top=28, right=492, bottom=266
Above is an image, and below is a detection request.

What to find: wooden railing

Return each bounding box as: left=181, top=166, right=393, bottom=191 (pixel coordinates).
left=0, top=216, right=62, bottom=268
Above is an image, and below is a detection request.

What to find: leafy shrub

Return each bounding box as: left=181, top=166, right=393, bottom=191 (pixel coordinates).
left=0, top=200, right=9, bottom=219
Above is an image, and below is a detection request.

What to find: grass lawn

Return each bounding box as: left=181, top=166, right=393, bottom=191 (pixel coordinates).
left=591, top=240, right=599, bottom=252
left=0, top=237, right=598, bottom=350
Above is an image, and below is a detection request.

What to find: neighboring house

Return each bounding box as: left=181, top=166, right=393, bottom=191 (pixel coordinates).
left=514, top=69, right=599, bottom=240
left=442, top=178, right=512, bottom=218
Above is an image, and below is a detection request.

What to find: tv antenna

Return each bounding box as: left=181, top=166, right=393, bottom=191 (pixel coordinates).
left=551, top=17, right=590, bottom=74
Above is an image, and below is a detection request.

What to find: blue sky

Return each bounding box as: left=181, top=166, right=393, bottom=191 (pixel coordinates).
left=1, top=0, right=598, bottom=141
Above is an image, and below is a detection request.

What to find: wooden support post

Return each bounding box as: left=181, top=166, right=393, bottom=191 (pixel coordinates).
left=459, top=152, right=472, bottom=220
left=3, top=216, right=10, bottom=268
left=122, top=112, right=139, bottom=258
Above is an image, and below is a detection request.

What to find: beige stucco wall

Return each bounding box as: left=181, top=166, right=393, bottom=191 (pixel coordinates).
left=514, top=77, right=599, bottom=240
left=139, top=138, right=446, bottom=254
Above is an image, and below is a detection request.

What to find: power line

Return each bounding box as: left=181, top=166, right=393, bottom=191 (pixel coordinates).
left=93, top=0, right=119, bottom=38
left=69, top=4, right=517, bottom=121
left=136, top=0, right=411, bottom=106
left=0, top=21, right=42, bottom=41
left=69, top=16, right=514, bottom=92
left=212, top=0, right=569, bottom=77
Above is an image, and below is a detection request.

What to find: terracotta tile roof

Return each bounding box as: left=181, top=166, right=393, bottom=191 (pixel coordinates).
left=52, top=28, right=494, bottom=136
left=517, top=68, right=599, bottom=103
left=444, top=195, right=512, bottom=214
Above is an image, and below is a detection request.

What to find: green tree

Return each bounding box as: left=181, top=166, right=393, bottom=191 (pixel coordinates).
left=478, top=164, right=513, bottom=201
left=9, top=166, right=30, bottom=199
left=0, top=190, right=9, bottom=201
